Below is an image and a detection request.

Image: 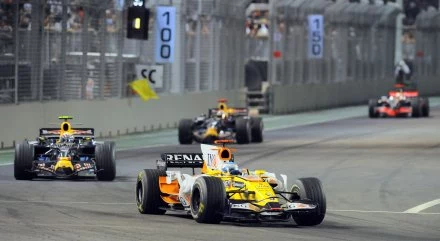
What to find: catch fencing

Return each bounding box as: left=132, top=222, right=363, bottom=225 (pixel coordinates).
left=0, top=0, right=249, bottom=104
left=414, top=7, right=440, bottom=83
left=1, top=1, right=439, bottom=107
left=268, top=0, right=400, bottom=85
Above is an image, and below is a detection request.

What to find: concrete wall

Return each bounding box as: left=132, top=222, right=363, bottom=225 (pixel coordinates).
left=418, top=76, right=440, bottom=96
left=1, top=76, right=438, bottom=148
left=271, top=77, right=440, bottom=114
left=0, top=90, right=245, bottom=148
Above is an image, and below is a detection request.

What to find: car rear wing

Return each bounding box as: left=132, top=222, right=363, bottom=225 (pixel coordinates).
left=157, top=153, right=204, bottom=173
left=208, top=107, right=249, bottom=117
left=388, top=90, right=419, bottom=98
left=39, top=128, right=95, bottom=137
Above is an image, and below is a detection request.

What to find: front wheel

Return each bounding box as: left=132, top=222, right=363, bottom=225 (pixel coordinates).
left=14, top=141, right=34, bottom=180
left=368, top=99, right=378, bottom=118
left=411, top=98, right=422, bottom=118
left=290, top=177, right=326, bottom=226
left=95, top=141, right=116, bottom=181
left=190, top=176, right=225, bottom=223
left=421, top=98, right=430, bottom=117
left=178, top=119, right=194, bottom=144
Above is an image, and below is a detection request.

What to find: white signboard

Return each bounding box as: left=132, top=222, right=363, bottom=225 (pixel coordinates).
left=135, top=64, right=164, bottom=88
left=308, top=15, right=324, bottom=59
left=155, top=6, right=176, bottom=63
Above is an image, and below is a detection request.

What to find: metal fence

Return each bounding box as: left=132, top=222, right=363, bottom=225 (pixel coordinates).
left=0, top=0, right=249, bottom=104
left=414, top=7, right=440, bottom=79
left=181, top=0, right=247, bottom=92
left=2, top=0, right=438, bottom=106
left=269, top=0, right=400, bottom=85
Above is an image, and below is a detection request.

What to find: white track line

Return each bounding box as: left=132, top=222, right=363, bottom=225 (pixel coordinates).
left=1, top=201, right=440, bottom=215
left=116, top=143, right=171, bottom=152
left=329, top=209, right=440, bottom=215
left=263, top=116, right=283, bottom=122
left=1, top=200, right=439, bottom=215
left=403, top=199, right=440, bottom=214
left=265, top=119, right=355, bottom=131
left=329, top=209, right=403, bottom=214
left=0, top=200, right=135, bottom=205
left=0, top=223, right=151, bottom=230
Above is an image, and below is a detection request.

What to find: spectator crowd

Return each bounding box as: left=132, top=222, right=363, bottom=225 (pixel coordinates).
left=0, top=0, right=120, bottom=33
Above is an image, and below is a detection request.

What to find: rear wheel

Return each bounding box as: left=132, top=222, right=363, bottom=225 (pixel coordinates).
left=14, top=141, right=34, bottom=180
left=235, top=117, right=251, bottom=144
left=250, top=117, right=264, bottom=143
left=178, top=119, right=194, bottom=144
left=190, top=176, right=225, bottom=223
left=136, top=169, right=167, bottom=214
left=368, top=99, right=378, bottom=118
left=290, top=177, right=326, bottom=226
left=95, top=141, right=116, bottom=181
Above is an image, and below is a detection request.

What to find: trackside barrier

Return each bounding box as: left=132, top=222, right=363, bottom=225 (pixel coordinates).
left=0, top=90, right=245, bottom=148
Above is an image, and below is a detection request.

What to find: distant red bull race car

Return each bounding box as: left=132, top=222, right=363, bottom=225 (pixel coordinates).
left=368, top=84, right=429, bottom=118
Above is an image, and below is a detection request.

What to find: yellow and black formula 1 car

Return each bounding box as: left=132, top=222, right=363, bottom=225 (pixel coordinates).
left=178, top=99, right=263, bottom=144
left=136, top=140, right=326, bottom=225
left=14, top=116, right=116, bottom=181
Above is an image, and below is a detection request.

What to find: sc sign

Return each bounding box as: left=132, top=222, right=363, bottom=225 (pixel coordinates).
left=308, top=15, right=324, bottom=59
left=155, top=6, right=176, bottom=63
left=135, top=65, right=164, bottom=88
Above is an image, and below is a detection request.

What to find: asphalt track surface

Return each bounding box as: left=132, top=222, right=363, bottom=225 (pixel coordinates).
left=1, top=109, right=440, bottom=241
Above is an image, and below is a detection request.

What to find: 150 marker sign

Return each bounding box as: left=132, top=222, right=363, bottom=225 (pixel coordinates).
left=308, top=15, right=324, bottom=59
left=155, top=6, right=176, bottom=63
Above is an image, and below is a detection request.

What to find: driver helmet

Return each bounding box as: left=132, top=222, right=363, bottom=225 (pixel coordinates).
left=395, top=91, right=405, bottom=100
left=216, top=110, right=227, bottom=120
left=221, top=161, right=241, bottom=175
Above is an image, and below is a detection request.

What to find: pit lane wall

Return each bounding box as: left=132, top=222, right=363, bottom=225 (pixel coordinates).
left=0, top=91, right=244, bottom=148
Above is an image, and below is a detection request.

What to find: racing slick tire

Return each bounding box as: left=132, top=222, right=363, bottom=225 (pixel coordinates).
left=236, top=117, right=251, bottom=144
left=411, top=98, right=422, bottom=118
left=14, top=141, right=35, bottom=180
left=95, top=141, right=116, bottom=181
left=368, top=99, right=379, bottom=118
left=290, top=177, right=326, bottom=226
left=178, top=119, right=194, bottom=144
left=136, top=169, right=167, bottom=215
left=421, top=98, right=430, bottom=117
left=250, top=117, right=264, bottom=143
left=190, top=176, right=226, bottom=223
